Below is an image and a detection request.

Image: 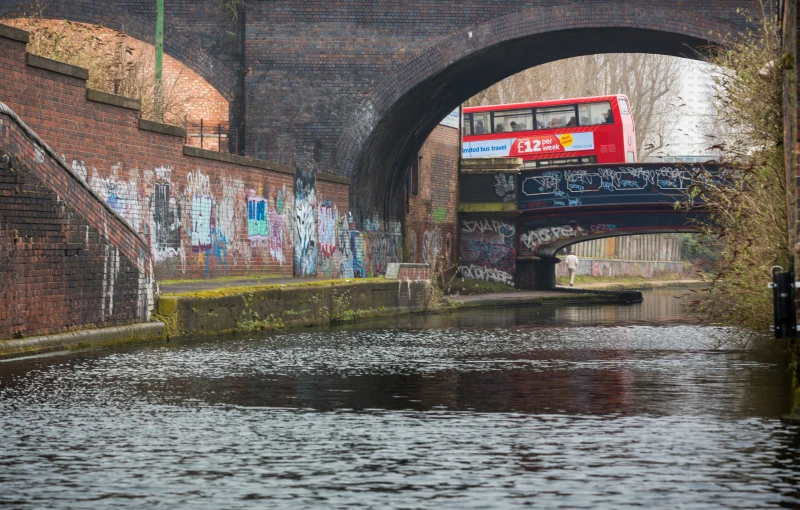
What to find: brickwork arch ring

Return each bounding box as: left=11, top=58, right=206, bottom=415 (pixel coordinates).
left=332, top=2, right=747, bottom=217
left=0, top=0, right=238, bottom=102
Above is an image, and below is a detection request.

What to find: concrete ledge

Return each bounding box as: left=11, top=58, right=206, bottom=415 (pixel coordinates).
left=87, top=89, right=141, bottom=111
left=0, top=322, right=166, bottom=359
left=27, top=53, right=88, bottom=80
left=138, top=118, right=186, bottom=138
left=0, top=23, right=29, bottom=43
left=317, top=172, right=352, bottom=185
left=183, top=145, right=294, bottom=175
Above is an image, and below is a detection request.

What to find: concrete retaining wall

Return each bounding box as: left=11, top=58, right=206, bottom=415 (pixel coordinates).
left=156, top=280, right=431, bottom=338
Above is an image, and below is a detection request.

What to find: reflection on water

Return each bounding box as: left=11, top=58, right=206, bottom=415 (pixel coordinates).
left=1, top=288, right=799, bottom=509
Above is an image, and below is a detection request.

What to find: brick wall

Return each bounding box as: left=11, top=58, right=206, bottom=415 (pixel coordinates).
left=0, top=106, right=153, bottom=339
left=245, top=0, right=759, bottom=219
left=0, top=0, right=761, bottom=220
left=406, top=124, right=460, bottom=268
left=2, top=18, right=231, bottom=152
left=0, top=28, right=295, bottom=281
left=0, top=23, right=453, bottom=286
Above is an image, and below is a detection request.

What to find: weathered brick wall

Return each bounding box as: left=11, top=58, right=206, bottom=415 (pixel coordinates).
left=0, top=107, right=153, bottom=339
left=0, top=28, right=295, bottom=281
left=406, top=124, right=459, bottom=267
left=0, top=0, right=761, bottom=220
left=0, top=18, right=230, bottom=144
left=245, top=0, right=759, bottom=218
left=0, top=23, right=441, bottom=284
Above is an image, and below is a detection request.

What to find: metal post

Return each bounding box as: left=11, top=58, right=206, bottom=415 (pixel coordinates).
left=200, top=119, right=204, bottom=149
left=155, top=0, right=164, bottom=122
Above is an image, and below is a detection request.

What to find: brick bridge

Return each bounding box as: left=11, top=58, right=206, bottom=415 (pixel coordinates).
left=0, top=1, right=791, bottom=340
left=0, top=0, right=761, bottom=217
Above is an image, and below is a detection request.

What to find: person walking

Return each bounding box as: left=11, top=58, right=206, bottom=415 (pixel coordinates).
left=565, top=250, right=579, bottom=287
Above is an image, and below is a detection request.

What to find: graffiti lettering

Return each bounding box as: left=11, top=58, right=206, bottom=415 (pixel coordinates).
left=459, top=264, right=514, bottom=285
left=520, top=224, right=617, bottom=254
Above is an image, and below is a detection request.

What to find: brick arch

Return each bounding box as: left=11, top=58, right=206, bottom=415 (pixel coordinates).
left=333, top=2, right=750, bottom=217
left=0, top=0, right=237, bottom=102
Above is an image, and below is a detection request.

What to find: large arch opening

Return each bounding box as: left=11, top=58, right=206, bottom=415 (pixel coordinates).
left=334, top=3, right=753, bottom=218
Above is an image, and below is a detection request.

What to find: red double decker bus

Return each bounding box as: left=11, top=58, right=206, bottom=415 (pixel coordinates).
left=462, top=95, right=637, bottom=168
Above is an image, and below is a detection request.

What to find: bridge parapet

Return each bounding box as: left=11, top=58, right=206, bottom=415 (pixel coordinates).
left=518, top=162, right=716, bottom=212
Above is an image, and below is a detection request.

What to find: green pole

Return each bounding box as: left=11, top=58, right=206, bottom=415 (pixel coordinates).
left=155, top=0, right=164, bottom=121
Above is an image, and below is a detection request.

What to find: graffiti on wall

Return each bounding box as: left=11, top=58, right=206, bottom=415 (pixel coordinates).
left=294, top=156, right=318, bottom=276
left=318, top=200, right=337, bottom=257
left=519, top=165, right=698, bottom=210
left=314, top=202, right=403, bottom=279
left=68, top=154, right=295, bottom=277
left=459, top=219, right=516, bottom=286
left=152, top=180, right=182, bottom=261
left=247, top=197, right=269, bottom=240
left=494, top=173, right=516, bottom=202
left=70, top=153, right=410, bottom=280
left=422, top=226, right=442, bottom=265
left=520, top=223, right=617, bottom=255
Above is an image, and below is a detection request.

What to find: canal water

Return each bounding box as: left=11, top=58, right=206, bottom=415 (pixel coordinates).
left=1, top=288, right=799, bottom=508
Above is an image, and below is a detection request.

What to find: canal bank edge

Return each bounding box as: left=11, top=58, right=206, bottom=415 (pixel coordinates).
left=447, top=288, right=642, bottom=308
left=1, top=280, right=646, bottom=358
left=0, top=323, right=166, bottom=359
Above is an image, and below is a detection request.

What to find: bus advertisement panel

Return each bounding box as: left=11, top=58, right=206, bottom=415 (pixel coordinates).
left=462, top=95, right=636, bottom=168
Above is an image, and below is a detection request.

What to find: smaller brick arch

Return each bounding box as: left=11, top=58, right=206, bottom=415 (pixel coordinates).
left=0, top=0, right=238, bottom=102
left=334, top=2, right=747, bottom=217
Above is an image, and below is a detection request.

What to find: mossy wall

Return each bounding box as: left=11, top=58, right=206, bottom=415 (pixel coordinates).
left=156, top=280, right=430, bottom=337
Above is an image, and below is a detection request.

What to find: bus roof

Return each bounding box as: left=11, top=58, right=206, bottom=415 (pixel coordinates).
left=463, top=95, right=627, bottom=113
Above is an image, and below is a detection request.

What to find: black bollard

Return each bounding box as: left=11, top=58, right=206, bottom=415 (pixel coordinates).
left=772, top=268, right=796, bottom=339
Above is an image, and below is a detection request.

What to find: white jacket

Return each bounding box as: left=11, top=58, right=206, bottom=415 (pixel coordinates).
left=565, top=254, right=579, bottom=270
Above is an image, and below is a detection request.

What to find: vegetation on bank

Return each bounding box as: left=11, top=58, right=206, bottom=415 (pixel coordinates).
left=681, top=7, right=790, bottom=343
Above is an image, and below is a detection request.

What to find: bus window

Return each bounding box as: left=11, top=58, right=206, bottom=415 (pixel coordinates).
left=462, top=114, right=472, bottom=136
left=493, top=109, right=533, bottom=133
left=536, top=105, right=576, bottom=129
left=618, top=97, right=631, bottom=115
left=578, top=101, right=613, bottom=126
left=472, top=112, right=489, bottom=135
